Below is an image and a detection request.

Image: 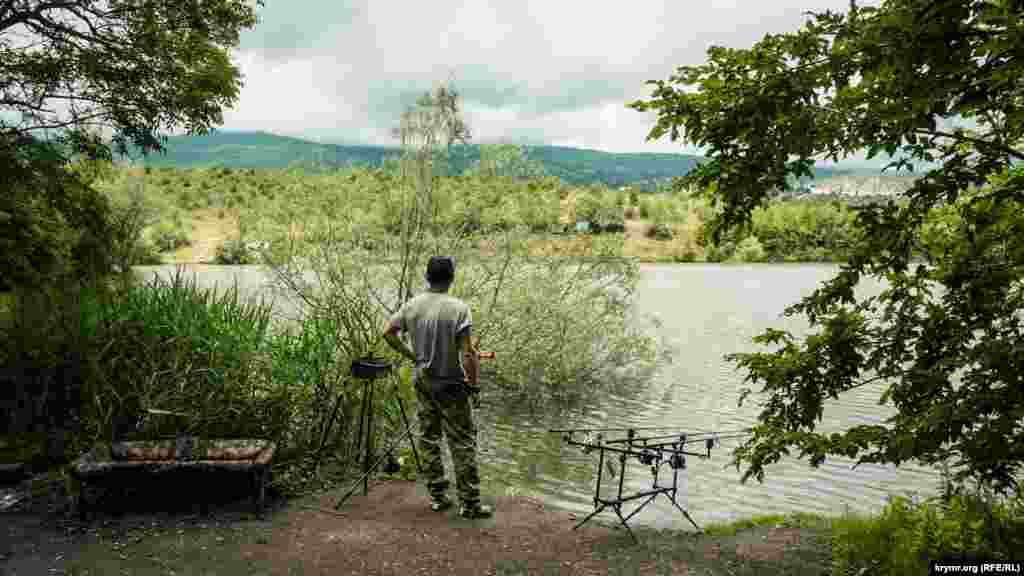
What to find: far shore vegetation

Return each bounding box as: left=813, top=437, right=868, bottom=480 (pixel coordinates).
left=91, top=161, right=927, bottom=267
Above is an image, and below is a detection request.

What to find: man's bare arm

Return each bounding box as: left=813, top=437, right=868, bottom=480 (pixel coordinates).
left=459, top=332, right=479, bottom=387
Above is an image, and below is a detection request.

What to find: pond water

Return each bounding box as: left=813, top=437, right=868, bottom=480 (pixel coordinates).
left=134, top=264, right=939, bottom=530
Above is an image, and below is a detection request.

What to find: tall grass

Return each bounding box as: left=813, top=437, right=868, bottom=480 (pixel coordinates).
left=1, top=270, right=406, bottom=495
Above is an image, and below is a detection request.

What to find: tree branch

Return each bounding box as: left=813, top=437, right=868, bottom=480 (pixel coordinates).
left=10, top=110, right=108, bottom=133
left=20, top=7, right=119, bottom=52
left=915, top=129, right=1024, bottom=161
left=0, top=96, right=53, bottom=112
left=0, top=0, right=80, bottom=34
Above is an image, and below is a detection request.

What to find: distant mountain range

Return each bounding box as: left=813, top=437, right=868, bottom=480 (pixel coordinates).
left=131, top=130, right=904, bottom=190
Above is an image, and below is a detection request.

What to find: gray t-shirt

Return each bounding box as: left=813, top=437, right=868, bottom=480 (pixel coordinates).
left=389, top=290, right=472, bottom=392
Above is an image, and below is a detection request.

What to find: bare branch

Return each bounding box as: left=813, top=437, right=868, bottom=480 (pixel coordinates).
left=0, top=0, right=81, bottom=34
left=915, top=129, right=1024, bottom=162
left=9, top=110, right=108, bottom=133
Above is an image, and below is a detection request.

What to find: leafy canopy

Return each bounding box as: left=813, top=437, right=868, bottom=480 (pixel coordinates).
left=631, top=0, right=1024, bottom=492
left=1, top=0, right=260, bottom=287
left=1, top=0, right=259, bottom=156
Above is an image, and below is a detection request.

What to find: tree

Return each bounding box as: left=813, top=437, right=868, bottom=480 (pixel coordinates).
left=1, top=0, right=258, bottom=155
left=474, top=143, right=546, bottom=181
left=1, top=0, right=260, bottom=287
left=1, top=132, right=119, bottom=288
left=630, top=0, right=1024, bottom=493
left=389, top=79, right=471, bottom=303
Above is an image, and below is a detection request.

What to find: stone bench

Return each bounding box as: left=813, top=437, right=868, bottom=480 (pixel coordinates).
left=70, top=437, right=276, bottom=517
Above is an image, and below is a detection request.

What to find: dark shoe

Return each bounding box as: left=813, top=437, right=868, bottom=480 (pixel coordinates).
left=459, top=503, right=493, bottom=519
left=430, top=496, right=453, bottom=512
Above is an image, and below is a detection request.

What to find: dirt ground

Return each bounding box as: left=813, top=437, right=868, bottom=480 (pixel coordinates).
left=1, top=475, right=831, bottom=576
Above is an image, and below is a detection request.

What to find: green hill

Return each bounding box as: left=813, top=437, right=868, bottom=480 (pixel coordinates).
left=131, top=130, right=703, bottom=190
left=131, top=130, right=908, bottom=190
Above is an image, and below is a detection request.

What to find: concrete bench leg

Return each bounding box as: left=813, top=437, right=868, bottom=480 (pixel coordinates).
left=69, top=475, right=88, bottom=520
left=252, top=467, right=267, bottom=512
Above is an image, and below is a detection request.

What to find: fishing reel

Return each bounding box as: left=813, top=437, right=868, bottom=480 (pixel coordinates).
left=637, top=449, right=658, bottom=466
left=580, top=433, right=600, bottom=455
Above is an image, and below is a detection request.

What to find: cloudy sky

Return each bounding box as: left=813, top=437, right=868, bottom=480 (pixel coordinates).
left=222, top=0, right=864, bottom=156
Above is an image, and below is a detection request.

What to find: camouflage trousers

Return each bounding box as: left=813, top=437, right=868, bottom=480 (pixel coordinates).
left=414, top=378, right=481, bottom=508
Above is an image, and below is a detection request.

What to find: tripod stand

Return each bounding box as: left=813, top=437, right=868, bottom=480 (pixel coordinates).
left=335, top=361, right=422, bottom=509
left=553, top=428, right=716, bottom=543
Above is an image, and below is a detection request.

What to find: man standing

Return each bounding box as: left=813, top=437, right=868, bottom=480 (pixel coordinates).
left=383, top=256, right=493, bottom=519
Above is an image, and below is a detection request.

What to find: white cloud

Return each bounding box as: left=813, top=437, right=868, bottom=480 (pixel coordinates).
left=224, top=0, right=858, bottom=154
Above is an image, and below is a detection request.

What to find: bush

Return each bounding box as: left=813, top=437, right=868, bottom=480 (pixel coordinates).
left=749, top=199, right=857, bottom=262
left=731, top=235, right=767, bottom=262
left=513, top=184, right=561, bottom=233
left=574, top=187, right=622, bottom=231
left=267, top=196, right=660, bottom=402
left=831, top=492, right=1024, bottom=575
left=150, top=221, right=191, bottom=252
left=645, top=223, right=673, bottom=240
left=1, top=136, right=123, bottom=289
left=214, top=239, right=257, bottom=265
left=674, top=247, right=698, bottom=263
left=704, top=241, right=736, bottom=262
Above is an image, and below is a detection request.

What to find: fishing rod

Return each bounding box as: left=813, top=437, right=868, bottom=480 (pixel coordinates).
left=549, top=425, right=697, bottom=433
left=590, top=430, right=754, bottom=446
left=550, top=426, right=753, bottom=436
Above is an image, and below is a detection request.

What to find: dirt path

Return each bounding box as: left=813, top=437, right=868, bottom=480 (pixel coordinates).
left=1, top=478, right=831, bottom=576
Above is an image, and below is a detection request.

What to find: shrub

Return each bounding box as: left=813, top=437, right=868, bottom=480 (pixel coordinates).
left=513, top=185, right=561, bottom=233
left=748, top=199, right=857, bottom=262
left=638, top=195, right=688, bottom=238
left=150, top=221, right=191, bottom=252
left=267, top=196, right=660, bottom=402
left=731, top=235, right=767, bottom=262
left=831, top=492, right=1024, bottom=575
left=214, top=239, right=256, bottom=265
left=675, top=247, right=698, bottom=263
left=704, top=241, right=736, bottom=262
left=574, top=188, right=621, bottom=230
left=645, top=223, right=673, bottom=240
left=1, top=137, right=123, bottom=290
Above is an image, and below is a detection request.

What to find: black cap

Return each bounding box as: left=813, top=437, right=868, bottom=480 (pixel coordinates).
left=426, top=256, right=455, bottom=285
